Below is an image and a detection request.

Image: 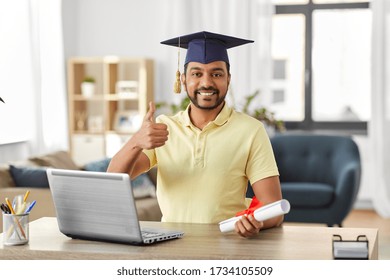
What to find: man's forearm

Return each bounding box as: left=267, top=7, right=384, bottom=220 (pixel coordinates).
left=107, top=138, right=144, bottom=176
left=262, top=215, right=284, bottom=230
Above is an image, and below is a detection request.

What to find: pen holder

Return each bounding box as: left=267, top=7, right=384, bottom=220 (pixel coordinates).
left=2, top=213, right=29, bottom=246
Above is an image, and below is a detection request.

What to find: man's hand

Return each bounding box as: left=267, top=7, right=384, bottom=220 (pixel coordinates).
left=234, top=214, right=264, bottom=238
left=133, top=102, right=169, bottom=150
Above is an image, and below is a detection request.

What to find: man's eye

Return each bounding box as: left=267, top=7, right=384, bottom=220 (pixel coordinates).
left=192, top=72, right=201, bottom=77
left=213, top=73, right=223, bottom=77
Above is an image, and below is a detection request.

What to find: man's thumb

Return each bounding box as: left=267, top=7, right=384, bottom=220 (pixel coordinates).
left=144, top=102, right=155, bottom=123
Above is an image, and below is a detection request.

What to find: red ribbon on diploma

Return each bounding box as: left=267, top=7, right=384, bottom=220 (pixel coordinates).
left=235, top=196, right=263, bottom=217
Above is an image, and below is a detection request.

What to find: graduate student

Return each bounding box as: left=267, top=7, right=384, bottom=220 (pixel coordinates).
left=108, top=31, right=283, bottom=238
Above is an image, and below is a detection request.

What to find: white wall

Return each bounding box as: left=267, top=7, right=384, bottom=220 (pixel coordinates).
left=62, top=0, right=180, bottom=105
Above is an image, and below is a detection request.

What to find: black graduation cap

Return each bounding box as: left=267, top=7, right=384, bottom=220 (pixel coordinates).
left=161, top=31, right=254, bottom=93
left=161, top=31, right=254, bottom=65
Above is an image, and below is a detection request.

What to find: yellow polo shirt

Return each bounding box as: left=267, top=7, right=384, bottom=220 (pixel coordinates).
left=143, top=104, right=279, bottom=223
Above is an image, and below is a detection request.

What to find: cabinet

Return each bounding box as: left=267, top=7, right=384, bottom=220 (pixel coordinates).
left=67, top=56, right=154, bottom=165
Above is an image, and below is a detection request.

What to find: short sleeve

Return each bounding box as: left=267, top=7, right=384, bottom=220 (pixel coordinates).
left=245, top=126, right=279, bottom=184
left=142, top=149, right=157, bottom=169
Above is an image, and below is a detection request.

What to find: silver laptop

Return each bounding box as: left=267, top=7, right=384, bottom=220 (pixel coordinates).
left=46, top=168, right=184, bottom=245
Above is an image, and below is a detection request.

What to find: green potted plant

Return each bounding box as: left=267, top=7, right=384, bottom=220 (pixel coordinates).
left=242, top=90, right=285, bottom=135
left=81, top=76, right=96, bottom=98
left=156, top=96, right=190, bottom=114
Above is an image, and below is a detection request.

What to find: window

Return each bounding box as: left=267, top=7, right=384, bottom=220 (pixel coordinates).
left=270, top=0, right=371, bottom=132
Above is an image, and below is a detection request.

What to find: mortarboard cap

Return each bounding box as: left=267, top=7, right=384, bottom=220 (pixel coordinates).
left=161, top=31, right=254, bottom=93
left=161, top=31, right=254, bottom=65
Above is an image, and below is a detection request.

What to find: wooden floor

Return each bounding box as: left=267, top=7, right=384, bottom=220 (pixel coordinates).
left=285, top=209, right=390, bottom=260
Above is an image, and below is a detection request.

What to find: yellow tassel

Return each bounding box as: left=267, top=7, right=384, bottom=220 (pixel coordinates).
left=174, top=36, right=182, bottom=94
left=174, top=70, right=181, bottom=94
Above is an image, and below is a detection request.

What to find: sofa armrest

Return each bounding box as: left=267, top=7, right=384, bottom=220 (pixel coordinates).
left=135, top=197, right=162, bottom=221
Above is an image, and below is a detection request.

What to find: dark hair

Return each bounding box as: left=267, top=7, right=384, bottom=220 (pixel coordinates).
left=183, top=62, right=230, bottom=75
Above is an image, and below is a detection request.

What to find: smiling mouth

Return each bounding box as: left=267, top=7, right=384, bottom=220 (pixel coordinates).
left=197, top=91, right=216, bottom=96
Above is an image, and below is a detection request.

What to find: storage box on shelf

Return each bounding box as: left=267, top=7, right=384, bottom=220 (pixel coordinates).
left=68, top=56, right=154, bottom=165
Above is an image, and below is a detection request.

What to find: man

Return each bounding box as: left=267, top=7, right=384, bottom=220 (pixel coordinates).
left=108, top=31, right=283, bottom=238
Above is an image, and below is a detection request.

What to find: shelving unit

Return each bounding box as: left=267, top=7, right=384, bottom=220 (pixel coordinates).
left=67, top=56, right=154, bottom=165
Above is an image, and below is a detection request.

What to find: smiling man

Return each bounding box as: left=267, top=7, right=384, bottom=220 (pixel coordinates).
left=108, top=31, right=283, bottom=238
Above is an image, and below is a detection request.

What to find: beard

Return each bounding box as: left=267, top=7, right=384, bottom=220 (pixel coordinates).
left=186, top=86, right=226, bottom=110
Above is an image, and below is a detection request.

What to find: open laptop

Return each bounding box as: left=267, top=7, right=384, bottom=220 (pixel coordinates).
left=46, top=168, right=184, bottom=245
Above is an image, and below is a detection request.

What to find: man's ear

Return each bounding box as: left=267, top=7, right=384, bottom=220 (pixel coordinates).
left=181, top=73, right=187, bottom=92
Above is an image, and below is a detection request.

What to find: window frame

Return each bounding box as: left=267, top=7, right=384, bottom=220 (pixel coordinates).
left=274, top=1, right=370, bottom=134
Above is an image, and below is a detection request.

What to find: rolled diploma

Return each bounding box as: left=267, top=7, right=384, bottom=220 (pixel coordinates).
left=219, top=199, right=291, bottom=233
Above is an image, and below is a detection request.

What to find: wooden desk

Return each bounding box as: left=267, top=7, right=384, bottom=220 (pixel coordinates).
left=0, top=217, right=378, bottom=260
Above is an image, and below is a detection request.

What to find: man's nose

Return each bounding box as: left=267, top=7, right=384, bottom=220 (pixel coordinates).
left=200, top=75, right=213, bottom=87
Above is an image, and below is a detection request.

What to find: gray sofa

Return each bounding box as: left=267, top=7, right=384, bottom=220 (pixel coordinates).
left=248, top=134, right=361, bottom=227
left=0, top=151, right=162, bottom=232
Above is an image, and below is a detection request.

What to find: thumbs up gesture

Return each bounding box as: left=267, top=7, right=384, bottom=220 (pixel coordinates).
left=133, top=102, right=169, bottom=150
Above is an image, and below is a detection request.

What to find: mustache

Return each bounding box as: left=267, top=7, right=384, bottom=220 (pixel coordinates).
left=195, top=87, right=219, bottom=94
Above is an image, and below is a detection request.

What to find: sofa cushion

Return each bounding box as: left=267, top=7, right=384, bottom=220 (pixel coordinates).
left=0, top=164, right=16, bottom=188
left=83, top=157, right=156, bottom=199
left=281, top=182, right=334, bottom=208
left=131, top=173, right=156, bottom=198
left=1, top=158, right=45, bottom=189
left=9, top=165, right=49, bottom=188
left=83, top=157, right=111, bottom=172
left=29, top=151, right=79, bottom=170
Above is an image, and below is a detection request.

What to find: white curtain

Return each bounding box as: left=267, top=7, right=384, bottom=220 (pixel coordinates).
left=28, top=0, right=68, bottom=155
left=370, top=0, right=390, bottom=217
left=0, top=0, right=67, bottom=158
left=160, top=0, right=273, bottom=110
